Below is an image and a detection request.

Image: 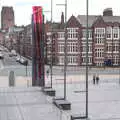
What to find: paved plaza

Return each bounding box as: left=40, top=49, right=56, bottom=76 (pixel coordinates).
left=0, top=72, right=120, bottom=120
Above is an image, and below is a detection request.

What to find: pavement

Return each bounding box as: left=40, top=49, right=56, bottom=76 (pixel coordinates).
left=0, top=74, right=120, bottom=120
left=0, top=87, right=61, bottom=120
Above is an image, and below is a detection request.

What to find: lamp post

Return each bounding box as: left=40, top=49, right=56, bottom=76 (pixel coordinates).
left=26, top=60, right=28, bottom=87
left=42, top=0, right=53, bottom=88
left=118, top=26, right=120, bottom=85
left=64, top=0, right=67, bottom=100
left=86, top=0, right=89, bottom=118
left=50, top=0, right=53, bottom=88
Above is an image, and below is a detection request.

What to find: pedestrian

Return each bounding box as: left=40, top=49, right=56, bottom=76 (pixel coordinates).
left=93, top=74, right=96, bottom=84
left=96, top=75, right=99, bottom=84
left=46, top=69, right=49, bottom=78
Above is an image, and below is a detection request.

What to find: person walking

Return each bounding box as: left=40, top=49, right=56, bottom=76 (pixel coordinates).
left=46, top=69, right=49, bottom=78
left=93, top=74, right=96, bottom=84
left=96, top=75, right=99, bottom=84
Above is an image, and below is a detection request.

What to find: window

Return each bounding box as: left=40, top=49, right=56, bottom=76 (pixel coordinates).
left=82, top=29, right=86, bottom=38
left=82, top=46, right=86, bottom=52
left=58, top=44, right=64, bottom=52
left=113, top=27, right=119, bottom=39
left=89, top=30, right=92, bottom=38
left=82, top=45, right=92, bottom=52
left=82, top=57, right=92, bottom=63
left=95, top=28, right=105, bottom=38
left=113, top=55, right=119, bottom=65
left=58, top=32, right=64, bottom=39
left=67, top=56, right=77, bottom=64
left=96, top=48, right=103, bottom=58
left=106, top=27, right=112, bottom=38
left=96, top=38, right=103, bottom=44
left=82, top=29, right=92, bottom=39
left=67, top=42, right=78, bottom=53
left=59, top=56, right=64, bottom=64
left=67, top=28, right=78, bottom=39
left=107, top=44, right=112, bottom=52
left=114, top=43, right=119, bottom=52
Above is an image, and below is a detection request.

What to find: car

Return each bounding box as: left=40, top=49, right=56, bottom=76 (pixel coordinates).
left=19, top=58, right=28, bottom=65
left=0, top=48, right=3, bottom=51
left=16, top=56, right=20, bottom=62
left=9, top=50, right=17, bottom=57
left=9, top=53, right=14, bottom=57
left=0, top=52, right=4, bottom=59
left=4, top=48, right=9, bottom=52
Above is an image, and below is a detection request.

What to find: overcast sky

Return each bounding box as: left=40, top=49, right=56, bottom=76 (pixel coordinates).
left=1, top=0, right=120, bottom=26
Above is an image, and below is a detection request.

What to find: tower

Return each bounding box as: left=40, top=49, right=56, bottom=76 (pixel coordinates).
left=1, top=6, right=15, bottom=30
left=61, top=12, right=64, bottom=25
left=60, top=12, right=64, bottom=29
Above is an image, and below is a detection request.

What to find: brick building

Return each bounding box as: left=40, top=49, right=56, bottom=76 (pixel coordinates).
left=46, top=8, right=120, bottom=66
left=1, top=6, right=15, bottom=30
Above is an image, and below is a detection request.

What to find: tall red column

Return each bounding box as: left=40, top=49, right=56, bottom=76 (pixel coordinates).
left=32, top=6, right=45, bottom=86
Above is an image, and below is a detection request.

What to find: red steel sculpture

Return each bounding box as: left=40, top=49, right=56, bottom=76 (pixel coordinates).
left=32, top=6, right=45, bottom=86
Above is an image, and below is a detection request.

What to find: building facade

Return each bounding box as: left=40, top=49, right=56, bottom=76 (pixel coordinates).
left=1, top=6, right=15, bottom=30
left=46, top=8, right=120, bottom=67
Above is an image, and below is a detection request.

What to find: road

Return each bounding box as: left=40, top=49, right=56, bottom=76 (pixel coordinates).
left=0, top=48, right=32, bottom=76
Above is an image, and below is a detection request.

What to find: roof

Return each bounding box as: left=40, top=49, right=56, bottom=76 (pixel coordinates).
left=45, top=21, right=62, bottom=30
left=77, top=15, right=120, bottom=27
left=77, top=15, right=97, bottom=27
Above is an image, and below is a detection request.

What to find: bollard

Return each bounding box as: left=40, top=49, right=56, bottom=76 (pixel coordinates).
left=9, top=71, right=15, bottom=87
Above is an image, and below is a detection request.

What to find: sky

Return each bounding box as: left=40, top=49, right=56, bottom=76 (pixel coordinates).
left=1, top=0, right=120, bottom=26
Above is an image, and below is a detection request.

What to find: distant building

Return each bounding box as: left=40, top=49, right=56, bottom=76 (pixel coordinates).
left=0, top=31, right=5, bottom=45
left=1, top=6, right=15, bottom=30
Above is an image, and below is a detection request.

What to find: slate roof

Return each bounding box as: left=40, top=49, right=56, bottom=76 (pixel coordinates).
left=77, top=15, right=120, bottom=27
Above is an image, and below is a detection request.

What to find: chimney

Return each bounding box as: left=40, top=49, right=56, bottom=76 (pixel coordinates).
left=103, top=8, right=113, bottom=16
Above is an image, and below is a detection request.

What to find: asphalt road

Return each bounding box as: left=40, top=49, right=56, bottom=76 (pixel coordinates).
left=0, top=49, right=32, bottom=76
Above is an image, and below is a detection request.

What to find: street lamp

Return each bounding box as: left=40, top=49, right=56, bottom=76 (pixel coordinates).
left=50, top=0, right=53, bottom=88
left=56, top=0, right=67, bottom=100
left=52, top=0, right=71, bottom=111
left=86, top=0, right=89, bottom=118
left=25, top=60, right=29, bottom=87
left=43, top=0, right=53, bottom=89
left=71, top=0, right=89, bottom=119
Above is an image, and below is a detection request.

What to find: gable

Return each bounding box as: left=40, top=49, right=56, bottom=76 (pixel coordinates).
left=66, top=15, right=81, bottom=28
left=92, top=16, right=106, bottom=27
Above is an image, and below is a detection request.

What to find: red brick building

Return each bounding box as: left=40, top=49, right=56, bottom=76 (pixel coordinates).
left=46, top=8, right=120, bottom=66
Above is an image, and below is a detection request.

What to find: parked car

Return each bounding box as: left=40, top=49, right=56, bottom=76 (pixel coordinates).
left=9, top=53, right=14, bottom=57
left=0, top=52, right=4, bottom=59
left=4, top=48, right=9, bottom=52
left=19, top=58, right=28, bottom=65
left=0, top=48, right=3, bottom=51
left=16, top=56, right=20, bottom=62
left=9, top=50, right=17, bottom=57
